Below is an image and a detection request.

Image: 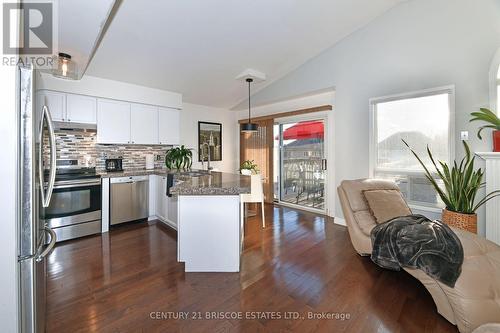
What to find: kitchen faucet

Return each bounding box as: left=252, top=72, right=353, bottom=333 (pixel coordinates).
left=200, top=142, right=213, bottom=171
left=192, top=149, right=204, bottom=169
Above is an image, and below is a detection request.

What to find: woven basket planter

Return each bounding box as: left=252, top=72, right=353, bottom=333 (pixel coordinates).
left=441, top=208, right=477, bottom=234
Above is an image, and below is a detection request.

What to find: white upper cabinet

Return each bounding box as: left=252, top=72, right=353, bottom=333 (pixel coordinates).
left=158, top=107, right=180, bottom=145
left=38, top=91, right=65, bottom=122
left=97, top=99, right=131, bottom=144
left=66, top=94, right=97, bottom=124
left=39, top=89, right=181, bottom=145
left=130, top=104, right=159, bottom=144
left=37, top=90, right=97, bottom=124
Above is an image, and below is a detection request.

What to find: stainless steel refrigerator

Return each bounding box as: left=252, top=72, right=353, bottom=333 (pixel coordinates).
left=17, top=65, right=57, bottom=332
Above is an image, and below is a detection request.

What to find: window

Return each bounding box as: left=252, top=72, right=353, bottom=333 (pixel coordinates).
left=370, top=87, right=454, bottom=210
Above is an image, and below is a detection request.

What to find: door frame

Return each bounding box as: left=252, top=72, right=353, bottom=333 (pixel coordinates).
left=274, top=112, right=329, bottom=215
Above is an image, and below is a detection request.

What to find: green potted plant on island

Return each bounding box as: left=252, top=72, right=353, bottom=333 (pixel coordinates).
left=165, top=145, right=193, bottom=171
left=403, top=140, right=500, bottom=233
left=470, top=108, right=500, bottom=152
left=240, top=160, right=259, bottom=175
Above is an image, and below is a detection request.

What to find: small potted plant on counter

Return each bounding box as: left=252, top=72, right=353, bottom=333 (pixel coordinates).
left=240, top=160, right=259, bottom=175
left=470, top=107, right=500, bottom=152
left=403, top=139, right=500, bottom=233
left=165, top=145, right=193, bottom=171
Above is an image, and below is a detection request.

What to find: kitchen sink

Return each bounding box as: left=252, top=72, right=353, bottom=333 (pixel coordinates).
left=180, top=171, right=210, bottom=177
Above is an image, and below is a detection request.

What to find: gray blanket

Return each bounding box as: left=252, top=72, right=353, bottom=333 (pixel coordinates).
left=370, top=214, right=463, bottom=287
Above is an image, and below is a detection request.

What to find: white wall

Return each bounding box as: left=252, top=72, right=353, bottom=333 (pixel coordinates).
left=181, top=103, right=239, bottom=173
left=38, top=72, right=182, bottom=109
left=247, top=0, right=500, bottom=235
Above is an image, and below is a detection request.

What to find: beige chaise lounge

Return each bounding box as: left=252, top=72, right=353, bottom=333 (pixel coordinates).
left=338, top=179, right=500, bottom=333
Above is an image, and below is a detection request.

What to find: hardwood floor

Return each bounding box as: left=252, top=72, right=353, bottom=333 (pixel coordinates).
left=46, top=205, right=457, bottom=333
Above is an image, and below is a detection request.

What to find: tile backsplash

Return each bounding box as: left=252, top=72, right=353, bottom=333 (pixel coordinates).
left=51, top=131, right=171, bottom=171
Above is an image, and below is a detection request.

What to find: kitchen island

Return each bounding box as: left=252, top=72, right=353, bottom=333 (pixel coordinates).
left=170, top=172, right=250, bottom=272
left=100, top=170, right=250, bottom=272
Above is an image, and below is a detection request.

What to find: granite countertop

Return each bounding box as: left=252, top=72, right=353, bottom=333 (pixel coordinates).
left=170, top=171, right=251, bottom=196
left=98, top=168, right=174, bottom=177
left=99, top=169, right=251, bottom=196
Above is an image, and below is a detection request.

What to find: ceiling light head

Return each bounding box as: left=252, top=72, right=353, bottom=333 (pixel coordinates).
left=241, top=122, right=258, bottom=132
left=53, top=52, right=78, bottom=80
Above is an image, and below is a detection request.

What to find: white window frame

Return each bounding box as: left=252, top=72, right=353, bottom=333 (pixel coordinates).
left=497, top=70, right=500, bottom=112
left=369, top=85, right=456, bottom=212
left=488, top=48, right=500, bottom=113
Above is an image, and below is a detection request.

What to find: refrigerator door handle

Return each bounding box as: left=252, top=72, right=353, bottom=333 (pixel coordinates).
left=35, top=226, right=56, bottom=262
left=38, top=105, right=57, bottom=208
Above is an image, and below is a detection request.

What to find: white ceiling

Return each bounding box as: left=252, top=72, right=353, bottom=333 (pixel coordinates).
left=85, top=0, right=403, bottom=108
left=57, top=0, right=115, bottom=78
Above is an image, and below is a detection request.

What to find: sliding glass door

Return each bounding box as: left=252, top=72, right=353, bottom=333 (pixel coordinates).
left=274, top=118, right=327, bottom=212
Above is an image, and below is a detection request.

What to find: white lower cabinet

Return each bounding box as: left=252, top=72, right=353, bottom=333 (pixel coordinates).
left=152, top=175, right=177, bottom=230
left=155, top=175, right=168, bottom=221
left=167, top=192, right=178, bottom=225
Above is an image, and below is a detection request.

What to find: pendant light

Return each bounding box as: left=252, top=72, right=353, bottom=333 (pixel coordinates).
left=53, top=52, right=78, bottom=80
left=240, top=78, right=258, bottom=133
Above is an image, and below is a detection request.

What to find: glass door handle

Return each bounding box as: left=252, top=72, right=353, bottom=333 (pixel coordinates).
left=321, top=159, right=327, bottom=170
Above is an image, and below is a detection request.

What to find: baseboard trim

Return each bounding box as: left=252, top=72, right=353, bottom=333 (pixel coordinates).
left=157, top=217, right=178, bottom=231
left=334, top=217, right=346, bottom=226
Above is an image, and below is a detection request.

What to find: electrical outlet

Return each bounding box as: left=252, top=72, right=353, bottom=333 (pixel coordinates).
left=460, top=131, right=469, bottom=141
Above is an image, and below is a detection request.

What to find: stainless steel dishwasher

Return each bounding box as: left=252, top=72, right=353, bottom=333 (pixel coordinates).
left=110, top=175, right=149, bottom=225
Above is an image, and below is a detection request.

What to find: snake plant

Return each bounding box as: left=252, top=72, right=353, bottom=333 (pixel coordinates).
left=403, top=139, right=500, bottom=214
left=165, top=145, right=193, bottom=171
left=470, top=108, right=500, bottom=139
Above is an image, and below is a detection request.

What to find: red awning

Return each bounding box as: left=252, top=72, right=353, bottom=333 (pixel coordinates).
left=278, top=121, right=324, bottom=140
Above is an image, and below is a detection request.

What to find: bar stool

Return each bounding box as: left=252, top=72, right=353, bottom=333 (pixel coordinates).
left=240, top=174, right=265, bottom=228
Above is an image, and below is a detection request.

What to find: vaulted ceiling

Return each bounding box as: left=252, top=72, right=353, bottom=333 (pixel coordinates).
left=84, top=0, right=404, bottom=108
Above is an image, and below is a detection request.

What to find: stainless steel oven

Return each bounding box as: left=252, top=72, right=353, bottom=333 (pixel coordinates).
left=42, top=160, right=102, bottom=242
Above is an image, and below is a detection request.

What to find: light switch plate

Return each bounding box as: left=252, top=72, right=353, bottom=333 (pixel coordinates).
left=460, top=131, right=469, bottom=141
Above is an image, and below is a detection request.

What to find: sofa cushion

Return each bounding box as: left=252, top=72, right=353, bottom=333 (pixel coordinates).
left=341, top=179, right=400, bottom=212
left=363, top=189, right=412, bottom=224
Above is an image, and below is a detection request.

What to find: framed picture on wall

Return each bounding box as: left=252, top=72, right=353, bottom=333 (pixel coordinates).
left=198, top=121, right=222, bottom=162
